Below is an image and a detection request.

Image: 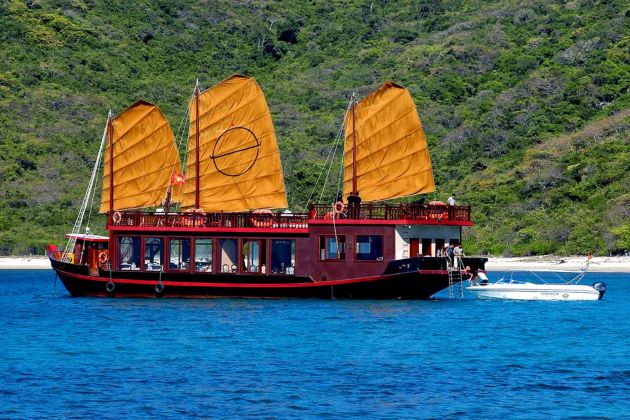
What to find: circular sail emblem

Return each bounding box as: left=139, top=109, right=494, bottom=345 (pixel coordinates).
left=211, top=127, right=261, bottom=177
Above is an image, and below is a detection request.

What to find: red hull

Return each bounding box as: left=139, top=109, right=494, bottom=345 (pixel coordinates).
left=51, top=257, right=462, bottom=299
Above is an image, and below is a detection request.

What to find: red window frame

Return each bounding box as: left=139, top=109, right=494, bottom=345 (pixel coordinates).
left=319, top=235, right=346, bottom=261
left=354, top=235, right=384, bottom=262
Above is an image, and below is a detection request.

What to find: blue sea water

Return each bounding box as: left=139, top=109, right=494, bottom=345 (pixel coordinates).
left=1, top=270, right=629, bottom=419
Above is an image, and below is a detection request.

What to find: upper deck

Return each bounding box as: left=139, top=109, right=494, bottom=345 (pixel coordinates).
left=107, top=203, right=472, bottom=232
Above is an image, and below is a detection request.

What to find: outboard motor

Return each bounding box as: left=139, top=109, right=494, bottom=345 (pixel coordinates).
left=592, top=282, right=606, bottom=300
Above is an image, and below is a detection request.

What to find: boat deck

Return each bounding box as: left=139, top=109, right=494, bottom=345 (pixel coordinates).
left=108, top=203, right=472, bottom=230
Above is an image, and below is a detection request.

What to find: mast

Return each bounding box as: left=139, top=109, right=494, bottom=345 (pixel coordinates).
left=108, top=109, right=114, bottom=213
left=351, top=93, right=358, bottom=195
left=195, top=79, right=201, bottom=209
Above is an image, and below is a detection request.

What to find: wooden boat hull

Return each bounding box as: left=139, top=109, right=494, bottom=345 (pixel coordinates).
left=50, top=257, right=460, bottom=299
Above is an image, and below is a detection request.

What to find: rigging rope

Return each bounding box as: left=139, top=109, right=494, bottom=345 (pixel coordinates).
left=178, top=83, right=203, bottom=210
left=159, top=93, right=192, bottom=212
left=84, top=125, right=105, bottom=234
left=304, top=97, right=353, bottom=209
left=62, top=112, right=109, bottom=261
left=320, top=98, right=352, bottom=204
left=131, top=97, right=192, bottom=211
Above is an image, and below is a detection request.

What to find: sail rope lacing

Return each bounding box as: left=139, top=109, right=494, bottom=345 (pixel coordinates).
left=62, top=112, right=109, bottom=262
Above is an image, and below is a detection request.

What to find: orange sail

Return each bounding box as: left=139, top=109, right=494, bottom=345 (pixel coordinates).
left=180, top=75, right=288, bottom=211
left=343, top=81, right=435, bottom=202
left=100, top=101, right=182, bottom=212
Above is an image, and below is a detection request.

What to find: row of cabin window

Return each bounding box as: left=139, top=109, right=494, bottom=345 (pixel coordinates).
left=319, top=235, right=384, bottom=261
left=117, top=235, right=385, bottom=272
left=118, top=237, right=296, bottom=274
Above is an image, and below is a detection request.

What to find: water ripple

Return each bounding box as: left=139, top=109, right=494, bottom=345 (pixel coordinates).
left=0, top=270, right=629, bottom=418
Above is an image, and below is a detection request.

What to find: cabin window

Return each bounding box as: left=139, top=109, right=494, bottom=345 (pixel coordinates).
left=355, top=235, right=384, bottom=261
left=194, top=238, right=212, bottom=272
left=320, top=236, right=346, bottom=260
left=242, top=239, right=266, bottom=274
left=144, top=237, right=163, bottom=271
left=119, top=236, right=140, bottom=270
left=271, top=240, right=295, bottom=274
left=220, top=239, right=238, bottom=273
left=169, top=238, right=191, bottom=271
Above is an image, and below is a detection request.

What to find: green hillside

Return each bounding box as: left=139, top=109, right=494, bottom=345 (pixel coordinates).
left=0, top=0, right=628, bottom=255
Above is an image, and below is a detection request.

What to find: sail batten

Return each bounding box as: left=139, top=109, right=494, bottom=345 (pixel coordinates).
left=100, top=101, right=182, bottom=213
left=343, top=81, right=435, bottom=202
left=107, top=140, right=178, bottom=175
left=180, top=74, right=288, bottom=212
left=112, top=106, right=157, bottom=140
left=113, top=121, right=170, bottom=151
left=195, top=95, right=269, bottom=130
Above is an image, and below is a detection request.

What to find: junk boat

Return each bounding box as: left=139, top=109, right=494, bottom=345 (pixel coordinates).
left=48, top=75, right=486, bottom=298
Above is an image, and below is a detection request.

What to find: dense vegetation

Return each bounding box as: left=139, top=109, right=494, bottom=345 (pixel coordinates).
left=0, top=0, right=628, bottom=256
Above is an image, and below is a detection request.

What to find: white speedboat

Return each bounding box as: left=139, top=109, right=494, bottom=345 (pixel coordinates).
left=466, top=260, right=606, bottom=301
left=467, top=280, right=606, bottom=300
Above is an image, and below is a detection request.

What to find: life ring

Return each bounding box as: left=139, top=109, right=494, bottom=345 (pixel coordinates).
left=106, top=281, right=115, bottom=293
left=183, top=215, right=207, bottom=227
left=112, top=211, right=122, bottom=225
left=98, top=251, right=109, bottom=265
left=333, top=201, right=345, bottom=214
left=184, top=209, right=207, bottom=227
left=251, top=216, right=273, bottom=228
left=250, top=209, right=273, bottom=228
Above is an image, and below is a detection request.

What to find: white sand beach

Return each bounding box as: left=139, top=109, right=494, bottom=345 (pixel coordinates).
left=486, top=255, right=630, bottom=273
left=1, top=254, right=629, bottom=272
left=0, top=256, right=51, bottom=270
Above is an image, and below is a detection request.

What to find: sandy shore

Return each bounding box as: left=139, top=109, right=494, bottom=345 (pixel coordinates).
left=486, top=255, right=630, bottom=273
left=1, top=254, right=629, bottom=272
left=0, top=256, right=52, bottom=270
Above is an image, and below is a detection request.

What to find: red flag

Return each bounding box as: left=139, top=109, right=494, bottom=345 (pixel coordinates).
left=171, top=172, right=185, bottom=186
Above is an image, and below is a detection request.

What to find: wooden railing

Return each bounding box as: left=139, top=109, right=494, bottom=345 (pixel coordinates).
left=109, top=211, right=309, bottom=230
left=108, top=203, right=471, bottom=229
left=309, top=203, right=471, bottom=222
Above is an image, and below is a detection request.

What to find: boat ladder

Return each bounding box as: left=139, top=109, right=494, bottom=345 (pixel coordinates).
left=447, top=257, right=465, bottom=300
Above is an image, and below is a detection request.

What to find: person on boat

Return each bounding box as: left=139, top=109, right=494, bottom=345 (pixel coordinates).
left=464, top=266, right=476, bottom=286
left=446, top=244, right=454, bottom=265
left=478, top=269, right=489, bottom=285
left=346, top=192, right=361, bottom=219
left=453, top=244, right=464, bottom=268
left=471, top=268, right=480, bottom=286
left=447, top=194, right=457, bottom=206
